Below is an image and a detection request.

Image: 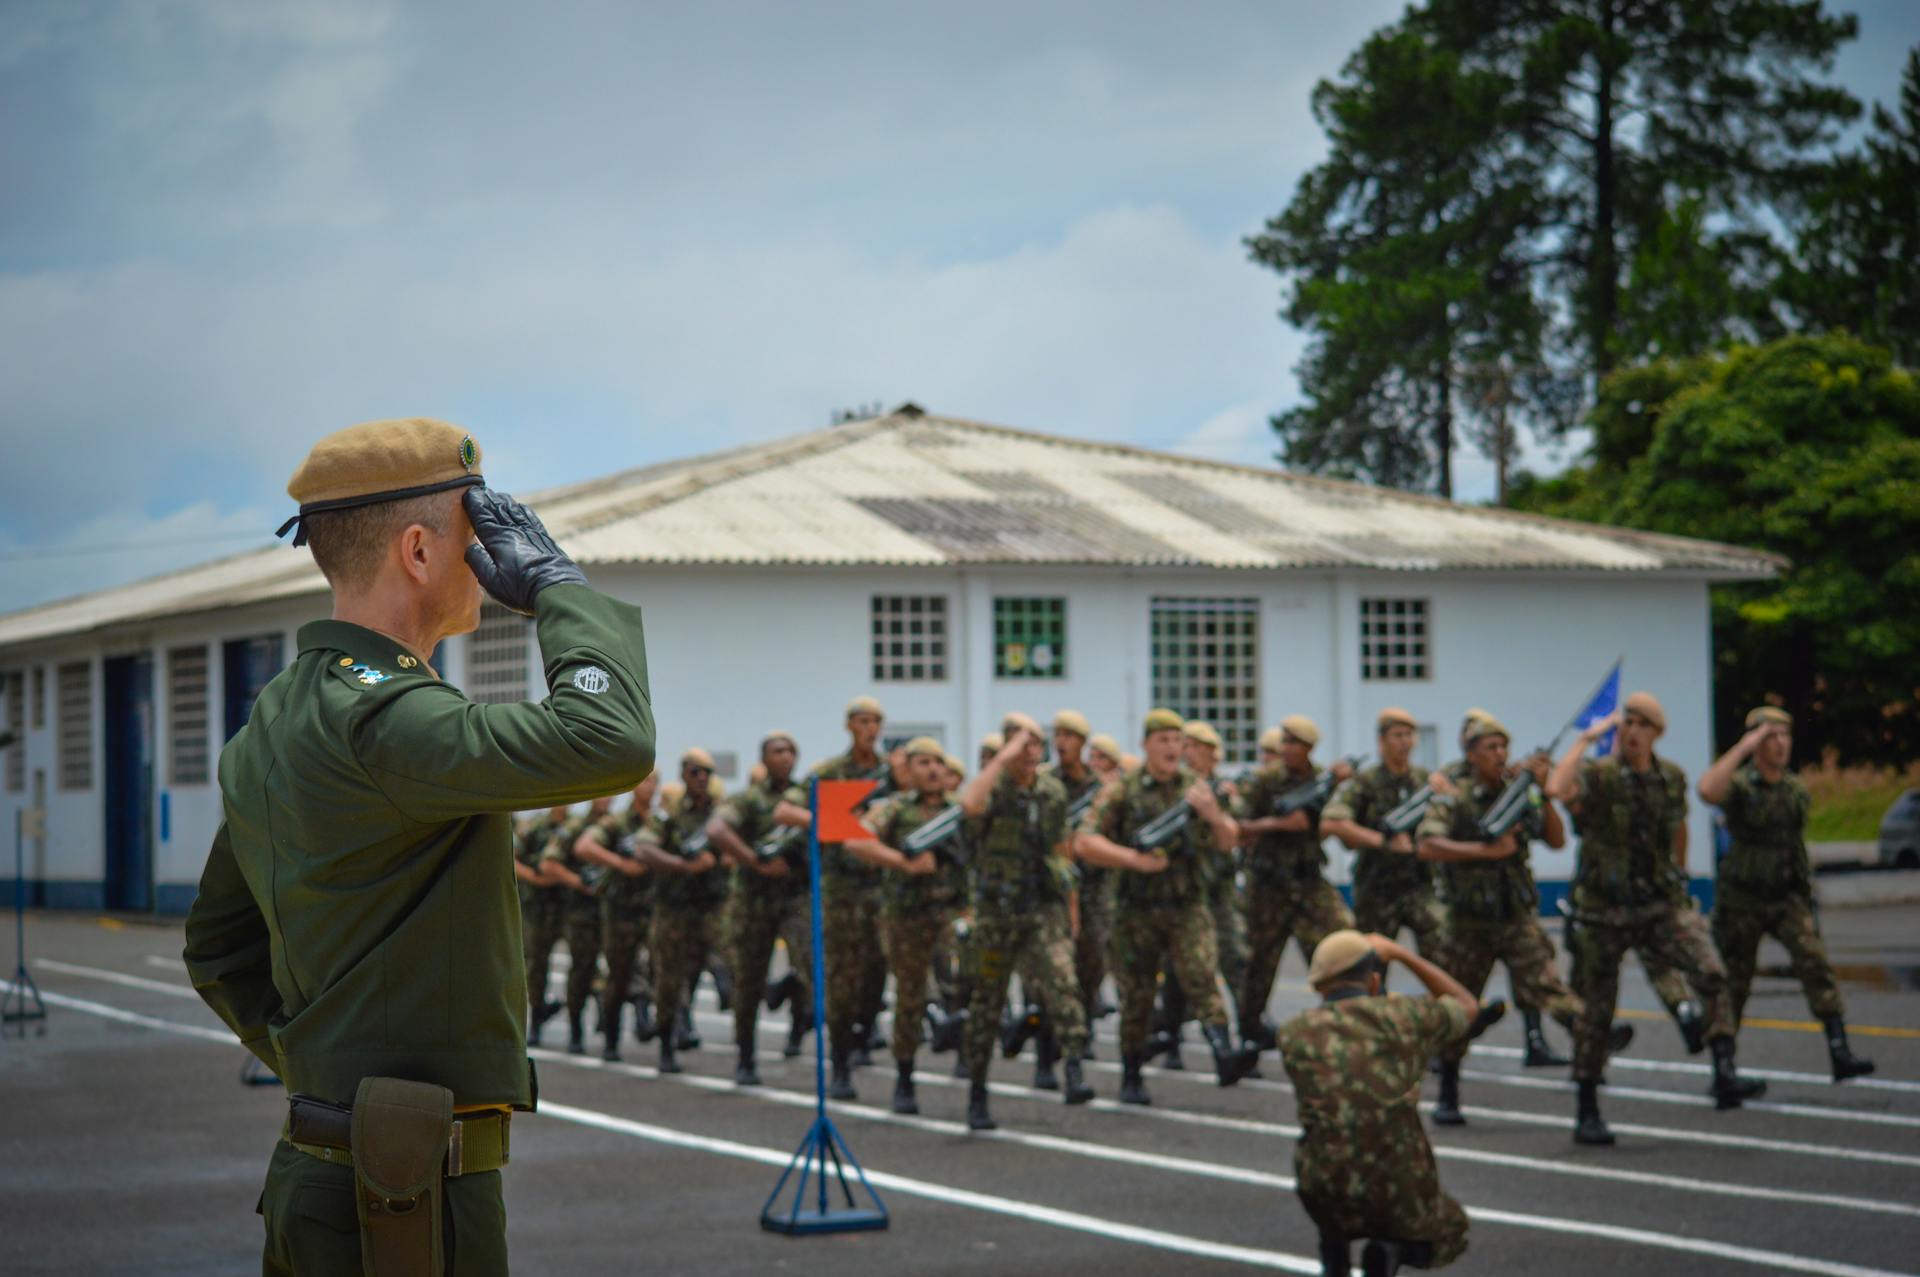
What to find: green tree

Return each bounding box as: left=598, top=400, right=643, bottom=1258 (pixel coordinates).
left=1512, top=333, right=1920, bottom=765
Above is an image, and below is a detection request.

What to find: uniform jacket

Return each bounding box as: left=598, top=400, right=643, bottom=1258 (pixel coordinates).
left=1717, top=765, right=1813, bottom=899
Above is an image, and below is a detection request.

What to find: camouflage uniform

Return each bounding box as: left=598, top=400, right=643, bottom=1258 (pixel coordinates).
left=964, top=771, right=1090, bottom=1077
left=1085, top=766, right=1233, bottom=1057
left=1047, top=762, right=1113, bottom=1023
left=722, top=775, right=813, bottom=1051
left=1566, top=756, right=1731, bottom=1082
left=1419, top=777, right=1583, bottom=1063
left=1235, top=764, right=1355, bottom=1033
left=1278, top=993, right=1472, bottom=1266
left=539, top=812, right=607, bottom=1026
left=648, top=793, right=728, bottom=1049
left=1713, top=765, right=1844, bottom=1024
left=583, top=807, right=653, bottom=1031
left=1324, top=765, right=1447, bottom=957
left=788, top=753, right=892, bottom=1061
left=516, top=813, right=568, bottom=1018
left=868, top=792, right=968, bottom=1061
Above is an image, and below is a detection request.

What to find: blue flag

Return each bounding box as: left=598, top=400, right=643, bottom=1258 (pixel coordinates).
left=1574, top=660, right=1622, bottom=757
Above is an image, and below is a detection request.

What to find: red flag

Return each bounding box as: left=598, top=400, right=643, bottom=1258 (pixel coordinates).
left=815, top=779, right=878, bottom=843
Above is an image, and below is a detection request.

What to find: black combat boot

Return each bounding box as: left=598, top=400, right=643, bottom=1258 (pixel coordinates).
left=1000, top=1004, right=1041, bottom=1059
left=829, top=1047, right=857, bottom=1101
left=1673, top=999, right=1706, bottom=1054
left=1431, top=1061, right=1465, bottom=1126
left=1708, top=1035, right=1765, bottom=1109
left=1359, top=1238, right=1430, bottom=1276
left=734, top=1043, right=760, bottom=1087
left=1062, top=1055, right=1095, bottom=1106
left=1032, top=1022, right=1060, bottom=1091
left=1204, top=1023, right=1260, bottom=1088
left=601, top=1002, right=624, bottom=1063
left=566, top=1009, right=587, bottom=1056
left=657, top=1026, right=681, bottom=1075
left=1605, top=1022, right=1635, bottom=1054
left=1319, top=1233, right=1352, bottom=1277
left=851, top=1023, right=874, bottom=1069
left=713, top=964, right=734, bottom=1013
left=926, top=1003, right=967, bottom=1055
left=785, top=994, right=813, bottom=1058
left=1242, top=1014, right=1279, bottom=1053
left=527, top=999, right=556, bottom=1048
left=1119, top=1052, right=1153, bottom=1105
left=1162, top=1027, right=1187, bottom=1071
left=1573, top=1079, right=1614, bottom=1145
left=951, top=1054, right=970, bottom=1079
left=765, top=972, right=796, bottom=1012
left=966, top=1079, right=996, bottom=1130
left=892, top=1060, right=919, bottom=1115
left=1521, top=1010, right=1570, bottom=1067
left=632, top=994, right=657, bottom=1045
left=1825, top=1017, right=1876, bottom=1082
left=676, top=1006, right=700, bottom=1051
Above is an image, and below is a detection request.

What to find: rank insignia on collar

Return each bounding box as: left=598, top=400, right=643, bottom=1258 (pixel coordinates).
left=339, top=657, right=353, bottom=667
left=347, top=663, right=391, bottom=686
left=397, top=655, right=418, bottom=669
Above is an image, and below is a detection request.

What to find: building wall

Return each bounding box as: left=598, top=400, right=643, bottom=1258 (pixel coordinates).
left=0, top=564, right=1721, bottom=914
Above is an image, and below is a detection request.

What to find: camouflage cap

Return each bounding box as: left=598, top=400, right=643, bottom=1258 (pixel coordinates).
left=1623, top=691, right=1667, bottom=733
left=1307, top=930, right=1377, bottom=989
left=1052, top=709, right=1092, bottom=739
left=904, top=735, right=945, bottom=759
left=277, top=418, right=484, bottom=547
left=1183, top=720, right=1222, bottom=751
left=846, top=695, right=884, bottom=720
left=1376, top=706, right=1417, bottom=733
left=1280, top=714, right=1321, bottom=747
left=1087, top=733, right=1125, bottom=764
left=1463, top=715, right=1510, bottom=747
left=1258, top=726, right=1284, bottom=755
left=1143, top=707, right=1185, bottom=737
left=1002, top=711, right=1044, bottom=741
left=682, top=747, right=717, bottom=771
left=1746, top=705, right=1792, bottom=729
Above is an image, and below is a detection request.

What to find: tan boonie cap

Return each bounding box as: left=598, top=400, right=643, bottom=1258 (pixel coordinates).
left=1002, top=711, right=1044, bottom=741
left=278, top=418, right=483, bottom=547
left=1459, top=707, right=1494, bottom=743
left=846, top=695, right=884, bottom=720
left=762, top=730, right=797, bottom=751
left=1258, top=726, right=1283, bottom=755
left=1088, top=734, right=1125, bottom=764
left=1183, top=721, right=1222, bottom=751
left=1052, top=709, right=1092, bottom=739
left=979, top=732, right=1005, bottom=756
left=1623, top=691, right=1667, bottom=733
left=1143, top=708, right=1185, bottom=737
left=904, top=736, right=944, bottom=759
left=1464, top=715, right=1510, bottom=747
left=1746, top=705, right=1792, bottom=729
left=682, top=747, right=717, bottom=771
left=1280, top=714, right=1321, bottom=747
left=942, top=753, right=967, bottom=778
left=1308, top=930, right=1376, bottom=988
left=1377, top=706, right=1417, bottom=733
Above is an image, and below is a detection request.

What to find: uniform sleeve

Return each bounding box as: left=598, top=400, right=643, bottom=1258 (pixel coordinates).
left=1082, top=780, right=1122, bottom=840
left=1415, top=793, right=1457, bottom=841
left=1405, top=995, right=1472, bottom=1053
left=719, top=795, right=750, bottom=831
left=1321, top=778, right=1359, bottom=825
left=356, top=585, right=655, bottom=822
left=1664, top=763, right=1690, bottom=837
left=182, top=822, right=282, bottom=1072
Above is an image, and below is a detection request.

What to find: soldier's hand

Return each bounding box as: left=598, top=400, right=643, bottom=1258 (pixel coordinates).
left=1582, top=711, right=1621, bottom=742
left=1524, top=752, right=1551, bottom=784
left=1429, top=772, right=1459, bottom=798
left=1485, top=831, right=1520, bottom=859
left=1365, top=932, right=1401, bottom=962
left=1386, top=831, right=1414, bottom=854
left=1184, top=780, right=1218, bottom=814
left=756, top=856, right=791, bottom=879
left=1331, top=759, right=1356, bottom=783
left=1134, top=850, right=1170, bottom=875
left=903, top=851, right=938, bottom=876
left=463, top=487, right=588, bottom=615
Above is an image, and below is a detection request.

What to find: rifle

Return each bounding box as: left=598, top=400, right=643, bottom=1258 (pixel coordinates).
left=1379, top=783, right=1435, bottom=837
left=753, top=824, right=806, bottom=866
left=1133, top=777, right=1233, bottom=855
left=901, top=803, right=969, bottom=867
left=1066, top=784, right=1099, bottom=827
left=1471, top=664, right=1620, bottom=841
left=1272, top=755, right=1366, bottom=816
left=851, top=761, right=898, bottom=813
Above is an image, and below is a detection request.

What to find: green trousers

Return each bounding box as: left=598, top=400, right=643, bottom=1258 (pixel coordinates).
left=261, top=1139, right=507, bottom=1276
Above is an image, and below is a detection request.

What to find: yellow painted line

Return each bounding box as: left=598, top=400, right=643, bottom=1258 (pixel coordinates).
left=96, top=917, right=126, bottom=931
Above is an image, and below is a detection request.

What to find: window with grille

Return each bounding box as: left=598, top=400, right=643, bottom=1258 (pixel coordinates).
left=168, top=645, right=211, bottom=785
left=223, top=635, right=285, bottom=740
left=4, top=672, right=21, bottom=793
left=993, top=597, right=1066, bottom=679
left=1149, top=597, right=1259, bottom=762
left=1360, top=597, right=1430, bottom=681
left=870, top=595, right=948, bottom=682
left=30, top=665, right=45, bottom=730
left=466, top=602, right=532, bottom=704
left=57, top=661, right=91, bottom=791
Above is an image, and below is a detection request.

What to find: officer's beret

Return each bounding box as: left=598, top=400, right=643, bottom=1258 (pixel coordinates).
left=1258, top=726, right=1283, bottom=755
left=846, top=696, right=885, bottom=720
left=683, top=747, right=716, bottom=771
left=1280, top=714, right=1321, bottom=747
left=979, top=732, right=1005, bottom=756
left=1002, top=711, right=1044, bottom=741
left=904, top=736, right=944, bottom=759
left=762, top=730, right=797, bottom=752
left=1052, top=709, right=1092, bottom=740
left=1464, top=716, right=1510, bottom=747
left=1088, top=734, right=1125, bottom=764
left=942, top=753, right=967, bottom=778
left=1376, top=707, right=1417, bottom=733
left=1183, top=721, right=1223, bottom=751
left=1624, top=691, right=1667, bottom=733
left=278, top=418, right=483, bottom=547
left=1746, top=705, right=1792, bottom=729
left=1143, top=708, right=1185, bottom=737
left=1308, top=930, right=1378, bottom=989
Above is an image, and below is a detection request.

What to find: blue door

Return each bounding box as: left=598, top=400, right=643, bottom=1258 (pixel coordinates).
left=103, top=654, right=155, bottom=912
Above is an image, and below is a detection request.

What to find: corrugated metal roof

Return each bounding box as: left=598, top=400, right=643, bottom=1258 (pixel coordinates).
left=0, top=405, right=1783, bottom=649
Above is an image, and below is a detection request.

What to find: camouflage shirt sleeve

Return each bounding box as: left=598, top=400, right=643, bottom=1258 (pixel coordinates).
left=1321, top=777, right=1359, bottom=825
left=1662, top=760, right=1690, bottom=839
left=1396, top=993, right=1472, bottom=1053
left=1082, top=777, right=1125, bottom=840
left=1415, top=791, right=1458, bottom=842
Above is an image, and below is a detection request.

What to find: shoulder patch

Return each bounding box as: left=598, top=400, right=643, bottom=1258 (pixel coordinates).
left=572, top=665, right=611, bottom=695
left=346, top=662, right=391, bottom=686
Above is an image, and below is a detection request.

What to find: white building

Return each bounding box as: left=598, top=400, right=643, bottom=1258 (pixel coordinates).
left=0, top=403, right=1778, bottom=915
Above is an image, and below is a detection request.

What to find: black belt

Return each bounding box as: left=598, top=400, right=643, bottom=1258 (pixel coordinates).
left=284, top=1094, right=510, bottom=1177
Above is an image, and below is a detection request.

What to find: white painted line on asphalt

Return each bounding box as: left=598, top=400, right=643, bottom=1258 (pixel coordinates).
left=1466, top=1042, right=1920, bottom=1096
left=0, top=980, right=236, bottom=1045
left=1458, top=1067, right=1920, bottom=1128
left=44, top=958, right=203, bottom=999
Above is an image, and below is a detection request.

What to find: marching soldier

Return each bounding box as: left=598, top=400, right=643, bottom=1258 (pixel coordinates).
left=1699, top=706, right=1873, bottom=1082
left=1185, top=721, right=1249, bottom=1014
left=1322, top=708, right=1447, bottom=960
left=707, top=731, right=814, bottom=1084
left=539, top=794, right=617, bottom=1054
left=1046, top=710, right=1114, bottom=1045
left=1234, top=715, right=1355, bottom=1052
left=1087, top=733, right=1128, bottom=782
left=634, top=750, right=727, bottom=1074
left=514, top=804, right=572, bottom=1045
left=184, top=424, right=655, bottom=1272
left=1257, top=725, right=1284, bottom=770
left=845, top=736, right=970, bottom=1114
left=960, top=713, right=1096, bottom=1128
left=1546, top=693, right=1764, bottom=1144
left=1075, top=709, right=1261, bottom=1105
left=1418, top=716, right=1629, bottom=1124
left=576, top=777, right=659, bottom=1060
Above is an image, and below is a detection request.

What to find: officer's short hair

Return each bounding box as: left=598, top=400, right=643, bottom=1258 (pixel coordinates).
left=306, top=491, right=457, bottom=593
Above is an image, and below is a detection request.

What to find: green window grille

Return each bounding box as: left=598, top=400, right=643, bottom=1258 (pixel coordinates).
left=994, top=597, right=1067, bottom=679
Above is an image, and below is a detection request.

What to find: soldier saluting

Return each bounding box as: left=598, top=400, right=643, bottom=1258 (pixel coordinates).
left=185, top=418, right=655, bottom=1274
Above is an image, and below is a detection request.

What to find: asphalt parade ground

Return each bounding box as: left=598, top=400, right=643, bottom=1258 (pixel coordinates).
left=4, top=905, right=1918, bottom=1277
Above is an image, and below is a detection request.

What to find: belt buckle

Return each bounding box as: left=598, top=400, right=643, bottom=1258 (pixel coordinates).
left=445, top=1119, right=465, bottom=1178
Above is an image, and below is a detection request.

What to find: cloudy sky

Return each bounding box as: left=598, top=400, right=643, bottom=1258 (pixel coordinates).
left=2, top=1, right=1912, bottom=611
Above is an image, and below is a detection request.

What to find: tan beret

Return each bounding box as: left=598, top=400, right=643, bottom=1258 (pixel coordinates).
left=1746, top=705, right=1792, bottom=729
left=1624, top=691, right=1666, bottom=733
left=942, top=753, right=967, bottom=778
left=1308, top=930, right=1377, bottom=989
left=904, top=735, right=945, bottom=759
left=978, top=732, right=1005, bottom=756
left=1052, top=709, right=1091, bottom=740
left=846, top=695, right=884, bottom=720
left=1280, top=714, right=1321, bottom=748
left=1376, top=706, right=1417, bottom=733
left=1464, top=715, right=1510, bottom=747
left=1183, top=721, right=1222, bottom=751
left=1087, top=733, right=1125, bottom=764
left=762, top=730, right=798, bottom=751
left=279, top=418, right=483, bottom=546
left=682, top=747, right=716, bottom=771
left=1258, top=726, right=1283, bottom=755
left=1143, top=708, right=1185, bottom=737
left=1002, top=711, right=1044, bottom=741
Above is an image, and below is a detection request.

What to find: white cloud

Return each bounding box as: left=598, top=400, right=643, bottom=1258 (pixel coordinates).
left=0, top=502, right=273, bottom=612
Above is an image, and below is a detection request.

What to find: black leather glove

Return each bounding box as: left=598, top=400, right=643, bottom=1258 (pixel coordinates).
left=464, top=486, right=587, bottom=615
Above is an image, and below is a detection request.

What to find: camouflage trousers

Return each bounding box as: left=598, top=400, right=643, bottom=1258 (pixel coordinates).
left=1074, top=873, right=1115, bottom=1021
left=934, top=916, right=966, bottom=1009
left=522, top=903, right=564, bottom=1017
left=562, top=897, right=604, bottom=1020
left=1713, top=889, right=1844, bottom=1025
left=1569, top=902, right=1732, bottom=1082
left=1353, top=886, right=1448, bottom=962
left=651, top=908, right=719, bottom=1042
left=1239, top=879, right=1353, bottom=1034
left=602, top=900, right=653, bottom=1016
left=1440, top=916, right=1583, bottom=1065
left=1111, top=902, right=1228, bottom=1057
left=1296, top=1130, right=1468, bottom=1269
left=731, top=889, right=813, bottom=1048
left=878, top=907, right=955, bottom=1062
left=823, top=886, right=887, bottom=1057
left=966, top=904, right=1090, bottom=1077
left=1210, top=877, right=1250, bottom=1001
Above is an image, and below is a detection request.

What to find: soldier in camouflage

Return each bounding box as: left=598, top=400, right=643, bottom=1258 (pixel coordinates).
left=1323, top=709, right=1447, bottom=962
left=958, top=714, right=1095, bottom=1128
left=1547, top=692, right=1763, bottom=1144
left=1075, top=708, right=1261, bottom=1104
left=513, top=804, right=572, bottom=1045
left=845, top=736, right=970, bottom=1114
left=1279, top=930, right=1481, bottom=1277
left=1699, top=706, right=1873, bottom=1082
left=575, top=777, right=659, bottom=1060
left=1047, top=711, right=1115, bottom=1051
left=707, top=731, right=814, bottom=1085
left=1234, top=715, right=1355, bottom=1054
left=634, top=750, right=727, bottom=1074
left=537, top=794, right=616, bottom=1054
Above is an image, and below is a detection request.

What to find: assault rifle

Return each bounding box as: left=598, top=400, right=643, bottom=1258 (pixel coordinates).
left=1472, top=662, right=1622, bottom=841
left=1131, top=779, right=1230, bottom=856
left=851, top=761, right=899, bottom=813
left=901, top=803, right=970, bottom=867
left=1272, top=755, right=1366, bottom=816
left=753, top=824, right=806, bottom=866
left=1066, top=784, right=1100, bottom=827
left=1379, top=783, right=1435, bottom=837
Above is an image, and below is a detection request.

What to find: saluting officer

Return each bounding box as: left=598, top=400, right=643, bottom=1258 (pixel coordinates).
left=184, top=419, right=654, bottom=1274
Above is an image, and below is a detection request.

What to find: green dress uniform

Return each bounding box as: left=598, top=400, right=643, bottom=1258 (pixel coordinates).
left=540, top=811, right=610, bottom=1044
left=867, top=792, right=968, bottom=1063
left=183, top=582, right=655, bottom=1276
left=1235, top=763, right=1355, bottom=1039
left=786, top=752, right=892, bottom=1066
left=647, top=791, right=728, bottom=1068
left=1278, top=992, right=1473, bottom=1268
left=1323, top=764, right=1447, bottom=956
left=582, top=805, right=653, bottom=1057
left=514, top=813, right=568, bottom=1029
left=723, top=774, right=813, bottom=1055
